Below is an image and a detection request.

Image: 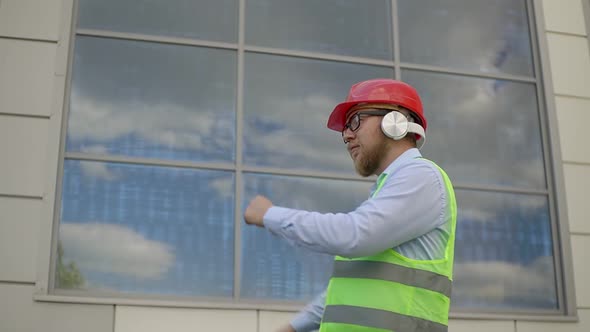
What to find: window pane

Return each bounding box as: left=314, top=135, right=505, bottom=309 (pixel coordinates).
left=241, top=174, right=372, bottom=300
left=243, top=53, right=394, bottom=174
left=78, top=0, right=238, bottom=43
left=56, top=160, right=234, bottom=297
left=245, top=0, right=393, bottom=59
left=402, top=70, right=546, bottom=190
left=398, top=0, right=533, bottom=76
left=67, top=36, right=236, bottom=163
left=453, top=190, right=557, bottom=310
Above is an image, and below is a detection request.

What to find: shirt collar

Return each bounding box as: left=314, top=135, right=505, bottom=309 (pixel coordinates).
left=379, top=148, right=422, bottom=178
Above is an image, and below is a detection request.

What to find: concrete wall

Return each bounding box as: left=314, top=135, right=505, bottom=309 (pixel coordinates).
left=0, top=0, right=588, bottom=331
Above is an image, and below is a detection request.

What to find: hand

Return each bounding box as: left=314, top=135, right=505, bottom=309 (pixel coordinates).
left=244, top=195, right=273, bottom=227
left=275, top=324, right=296, bottom=332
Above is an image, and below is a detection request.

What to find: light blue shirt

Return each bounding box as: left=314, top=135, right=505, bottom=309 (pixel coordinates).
left=263, top=148, right=452, bottom=332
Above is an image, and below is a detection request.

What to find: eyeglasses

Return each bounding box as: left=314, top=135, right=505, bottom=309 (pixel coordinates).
left=342, top=110, right=390, bottom=142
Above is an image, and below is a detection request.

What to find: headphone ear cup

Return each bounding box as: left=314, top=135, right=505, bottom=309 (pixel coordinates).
left=381, top=111, right=409, bottom=140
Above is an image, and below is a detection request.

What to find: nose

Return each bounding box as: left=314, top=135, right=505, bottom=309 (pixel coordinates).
left=342, top=127, right=356, bottom=144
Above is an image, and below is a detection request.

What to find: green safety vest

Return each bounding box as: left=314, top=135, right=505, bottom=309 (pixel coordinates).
left=319, top=159, right=457, bottom=332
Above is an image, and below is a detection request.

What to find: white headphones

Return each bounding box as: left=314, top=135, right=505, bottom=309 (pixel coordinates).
left=380, top=111, right=426, bottom=149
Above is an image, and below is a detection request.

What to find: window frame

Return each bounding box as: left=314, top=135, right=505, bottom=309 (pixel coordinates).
left=586, top=0, right=590, bottom=55
left=33, top=0, right=578, bottom=321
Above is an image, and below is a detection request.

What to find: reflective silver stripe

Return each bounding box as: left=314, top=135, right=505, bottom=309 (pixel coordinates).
left=332, top=260, right=451, bottom=297
left=322, top=305, right=447, bottom=332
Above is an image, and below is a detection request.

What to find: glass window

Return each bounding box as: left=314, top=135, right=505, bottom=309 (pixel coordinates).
left=245, top=0, right=393, bottom=59
left=398, top=0, right=534, bottom=76
left=53, top=0, right=569, bottom=317
left=57, top=160, right=235, bottom=297
left=402, top=70, right=546, bottom=190
left=241, top=174, right=372, bottom=300
left=78, top=0, right=238, bottom=43
left=453, top=190, right=556, bottom=309
left=243, top=52, right=393, bottom=174
left=67, top=36, right=236, bottom=163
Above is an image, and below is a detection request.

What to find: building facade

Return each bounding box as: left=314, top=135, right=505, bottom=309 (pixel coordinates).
left=0, top=0, right=589, bottom=331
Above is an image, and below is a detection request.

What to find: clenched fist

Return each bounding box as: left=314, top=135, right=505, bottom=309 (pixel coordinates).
left=244, top=195, right=273, bottom=227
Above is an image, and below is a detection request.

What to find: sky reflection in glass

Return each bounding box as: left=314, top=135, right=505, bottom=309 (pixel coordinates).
left=67, top=36, right=236, bottom=163
left=452, top=189, right=557, bottom=309
left=246, top=0, right=393, bottom=59
left=78, top=0, right=238, bottom=43
left=58, top=160, right=234, bottom=297
left=403, top=70, right=546, bottom=190
left=399, top=0, right=533, bottom=76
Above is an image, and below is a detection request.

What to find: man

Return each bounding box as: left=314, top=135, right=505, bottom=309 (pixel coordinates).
left=244, top=78, right=457, bottom=332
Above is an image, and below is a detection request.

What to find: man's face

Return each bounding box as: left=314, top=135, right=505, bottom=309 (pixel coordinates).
left=342, top=109, right=391, bottom=177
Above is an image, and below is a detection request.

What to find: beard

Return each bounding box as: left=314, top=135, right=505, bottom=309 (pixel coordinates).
left=353, top=137, right=390, bottom=177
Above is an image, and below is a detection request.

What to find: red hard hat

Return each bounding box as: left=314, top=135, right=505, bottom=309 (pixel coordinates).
left=327, top=78, right=427, bottom=135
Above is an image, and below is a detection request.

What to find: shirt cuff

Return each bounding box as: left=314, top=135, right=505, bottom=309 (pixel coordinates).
left=263, top=206, right=292, bottom=233
left=290, top=311, right=320, bottom=332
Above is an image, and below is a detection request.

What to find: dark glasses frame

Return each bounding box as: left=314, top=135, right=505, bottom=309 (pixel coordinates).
left=341, top=109, right=391, bottom=141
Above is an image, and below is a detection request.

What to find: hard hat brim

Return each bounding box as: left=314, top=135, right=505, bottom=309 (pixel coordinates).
left=327, top=99, right=397, bottom=132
